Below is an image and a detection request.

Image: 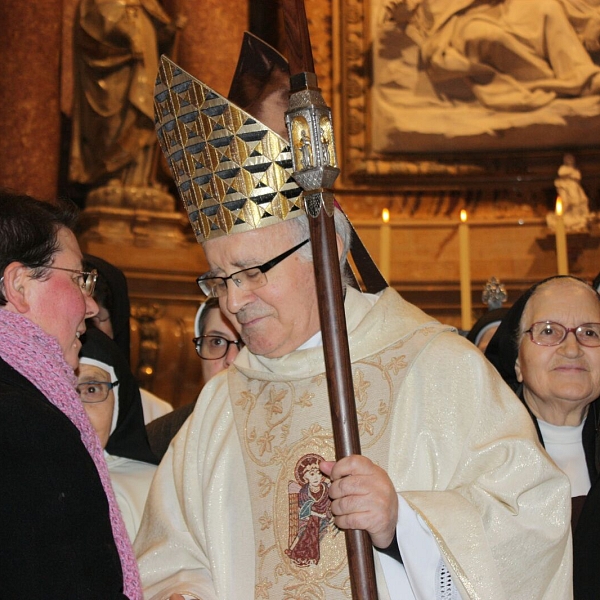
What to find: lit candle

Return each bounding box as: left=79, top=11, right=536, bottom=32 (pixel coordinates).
left=459, top=210, right=472, bottom=330
left=380, top=208, right=391, bottom=281
left=554, top=197, right=569, bottom=275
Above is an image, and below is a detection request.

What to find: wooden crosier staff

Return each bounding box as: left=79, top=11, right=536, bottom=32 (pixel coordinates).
left=281, top=0, right=379, bottom=598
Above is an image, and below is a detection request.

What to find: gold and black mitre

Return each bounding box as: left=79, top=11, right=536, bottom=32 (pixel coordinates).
left=153, top=35, right=305, bottom=244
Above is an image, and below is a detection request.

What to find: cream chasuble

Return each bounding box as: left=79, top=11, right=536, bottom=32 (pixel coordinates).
left=135, top=287, right=572, bottom=600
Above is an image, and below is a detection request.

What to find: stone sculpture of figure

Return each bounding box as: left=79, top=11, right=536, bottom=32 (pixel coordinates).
left=553, top=153, right=592, bottom=232
left=70, top=0, right=181, bottom=189
left=410, top=0, right=600, bottom=112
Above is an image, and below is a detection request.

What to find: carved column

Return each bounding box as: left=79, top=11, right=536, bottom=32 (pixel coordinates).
left=0, top=0, right=63, bottom=200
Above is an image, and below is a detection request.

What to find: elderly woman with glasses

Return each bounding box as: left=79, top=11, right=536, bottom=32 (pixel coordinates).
left=0, top=191, right=142, bottom=598
left=485, top=276, right=600, bottom=589
left=78, top=327, right=159, bottom=541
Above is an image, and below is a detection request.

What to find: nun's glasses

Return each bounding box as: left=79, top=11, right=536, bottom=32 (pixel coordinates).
left=524, top=321, right=600, bottom=347
left=76, top=380, right=119, bottom=403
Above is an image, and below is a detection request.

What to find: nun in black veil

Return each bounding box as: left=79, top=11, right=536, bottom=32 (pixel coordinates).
left=484, top=275, right=600, bottom=600
left=466, top=307, right=509, bottom=352
left=83, top=254, right=173, bottom=423
left=84, top=254, right=131, bottom=361
left=78, top=328, right=159, bottom=541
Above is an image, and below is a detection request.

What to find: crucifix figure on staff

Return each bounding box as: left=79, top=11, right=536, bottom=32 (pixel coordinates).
left=134, top=25, right=572, bottom=600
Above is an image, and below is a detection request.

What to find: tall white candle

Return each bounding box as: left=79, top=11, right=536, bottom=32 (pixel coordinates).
left=554, top=197, right=569, bottom=275
left=459, top=210, right=472, bottom=330
left=380, top=208, right=391, bottom=281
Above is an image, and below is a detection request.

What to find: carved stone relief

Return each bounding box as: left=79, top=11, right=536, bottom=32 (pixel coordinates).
left=333, top=0, right=600, bottom=222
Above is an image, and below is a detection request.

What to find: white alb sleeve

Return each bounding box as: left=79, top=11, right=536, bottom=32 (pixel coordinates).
left=377, top=494, right=461, bottom=600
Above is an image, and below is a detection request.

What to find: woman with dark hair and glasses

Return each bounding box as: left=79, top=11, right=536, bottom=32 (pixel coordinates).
left=78, top=328, right=159, bottom=541
left=485, top=275, right=600, bottom=598
left=146, top=297, right=243, bottom=460
left=0, top=190, right=142, bottom=598
left=193, top=296, right=243, bottom=384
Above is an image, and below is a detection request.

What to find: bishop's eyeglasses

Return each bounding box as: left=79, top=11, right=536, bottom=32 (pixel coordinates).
left=197, top=239, right=310, bottom=298
left=524, top=321, right=600, bottom=347
left=76, top=380, right=119, bottom=403
left=193, top=335, right=243, bottom=360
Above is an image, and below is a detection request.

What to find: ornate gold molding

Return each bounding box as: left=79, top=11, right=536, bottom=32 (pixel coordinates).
left=78, top=205, right=191, bottom=248
left=131, top=302, right=165, bottom=390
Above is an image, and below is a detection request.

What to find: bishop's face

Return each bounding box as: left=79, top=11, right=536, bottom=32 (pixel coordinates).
left=202, top=221, right=321, bottom=358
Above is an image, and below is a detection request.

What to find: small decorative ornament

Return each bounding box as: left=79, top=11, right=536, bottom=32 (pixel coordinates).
left=482, top=277, right=507, bottom=310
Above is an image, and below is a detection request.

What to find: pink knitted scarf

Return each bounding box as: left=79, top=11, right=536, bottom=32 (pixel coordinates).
left=0, top=309, right=142, bottom=599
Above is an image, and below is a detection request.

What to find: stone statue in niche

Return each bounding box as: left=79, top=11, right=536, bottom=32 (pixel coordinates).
left=69, top=0, right=185, bottom=210
left=372, top=0, right=600, bottom=152
left=547, top=153, right=592, bottom=233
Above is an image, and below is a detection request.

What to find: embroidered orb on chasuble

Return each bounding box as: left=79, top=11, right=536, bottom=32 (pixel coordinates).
left=154, top=55, right=305, bottom=244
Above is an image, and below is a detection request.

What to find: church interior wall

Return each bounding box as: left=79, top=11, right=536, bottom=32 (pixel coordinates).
left=0, top=0, right=598, bottom=407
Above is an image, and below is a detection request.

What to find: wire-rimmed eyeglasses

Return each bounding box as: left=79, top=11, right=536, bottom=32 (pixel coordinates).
left=193, top=335, right=243, bottom=360
left=76, top=380, right=119, bottom=403
left=524, top=321, right=600, bottom=347
left=197, top=239, right=310, bottom=298
left=45, top=266, right=98, bottom=296
left=0, top=266, right=97, bottom=297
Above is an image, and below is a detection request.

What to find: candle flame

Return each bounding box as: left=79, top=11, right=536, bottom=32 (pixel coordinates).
left=460, top=209, right=467, bottom=223
left=382, top=208, right=390, bottom=223
left=555, top=197, right=563, bottom=216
